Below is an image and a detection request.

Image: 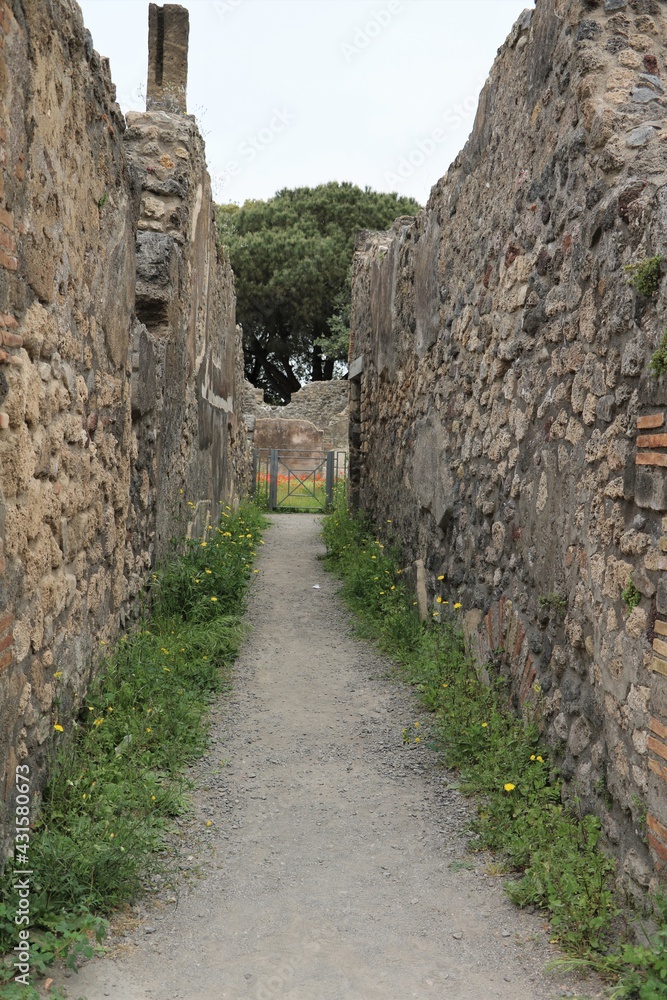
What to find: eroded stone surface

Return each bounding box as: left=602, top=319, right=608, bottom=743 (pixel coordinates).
left=349, top=0, right=667, bottom=896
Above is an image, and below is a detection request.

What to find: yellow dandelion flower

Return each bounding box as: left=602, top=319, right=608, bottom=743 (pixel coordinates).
left=54, top=671, right=63, bottom=678
left=146, top=728, right=151, bottom=733
left=201, top=541, right=207, bottom=548
left=205, top=569, right=212, bottom=574
left=164, top=667, right=170, bottom=672
left=211, top=596, right=218, bottom=602
left=151, top=795, right=156, bottom=801
left=414, top=737, right=421, bottom=744
left=93, top=718, right=104, bottom=727
left=54, top=724, right=64, bottom=732
left=536, top=755, right=544, bottom=763
left=437, top=575, right=445, bottom=581
left=481, top=722, right=488, bottom=728
left=504, top=783, right=515, bottom=792
left=109, top=832, right=114, bottom=839
left=161, top=647, right=169, bottom=655
left=442, top=683, right=448, bottom=688
left=454, top=602, right=462, bottom=609
left=371, top=555, right=376, bottom=560
left=206, top=820, right=213, bottom=827
left=415, top=722, right=420, bottom=728
left=530, top=755, right=536, bottom=761
left=436, top=596, right=443, bottom=604
left=82, top=793, right=86, bottom=799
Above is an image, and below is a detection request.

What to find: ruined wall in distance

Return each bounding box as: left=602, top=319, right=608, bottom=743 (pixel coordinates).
left=350, top=0, right=667, bottom=900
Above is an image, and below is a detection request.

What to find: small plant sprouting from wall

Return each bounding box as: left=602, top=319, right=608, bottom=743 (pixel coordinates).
left=621, top=576, right=641, bottom=613
left=626, top=254, right=663, bottom=297
left=538, top=592, right=567, bottom=620
left=650, top=329, right=667, bottom=378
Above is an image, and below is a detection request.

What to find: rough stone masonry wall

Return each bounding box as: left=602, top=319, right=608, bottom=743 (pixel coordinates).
left=0, top=0, right=247, bottom=856
left=243, top=379, right=349, bottom=452
left=350, top=0, right=667, bottom=902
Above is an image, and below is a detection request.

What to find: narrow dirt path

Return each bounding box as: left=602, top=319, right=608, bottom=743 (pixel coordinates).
left=63, top=514, right=602, bottom=1000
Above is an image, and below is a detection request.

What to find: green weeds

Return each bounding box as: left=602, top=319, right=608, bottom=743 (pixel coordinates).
left=650, top=331, right=667, bottom=379
left=0, top=503, right=265, bottom=993
left=322, top=494, right=617, bottom=960
left=626, top=255, right=663, bottom=298
left=622, top=578, right=642, bottom=614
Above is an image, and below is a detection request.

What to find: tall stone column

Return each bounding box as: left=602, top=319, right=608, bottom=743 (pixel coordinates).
left=147, top=3, right=189, bottom=113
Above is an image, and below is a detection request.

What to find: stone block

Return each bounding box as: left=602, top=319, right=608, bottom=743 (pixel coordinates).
left=635, top=466, right=667, bottom=510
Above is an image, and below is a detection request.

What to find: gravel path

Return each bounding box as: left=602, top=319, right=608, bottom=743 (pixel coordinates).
left=60, top=514, right=604, bottom=1000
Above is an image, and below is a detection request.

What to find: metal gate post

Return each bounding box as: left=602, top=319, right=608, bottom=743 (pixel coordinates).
left=269, top=449, right=279, bottom=511
left=251, top=449, right=259, bottom=498
left=325, top=451, right=335, bottom=509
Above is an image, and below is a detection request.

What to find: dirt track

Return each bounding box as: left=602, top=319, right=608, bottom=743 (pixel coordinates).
left=61, top=514, right=602, bottom=1000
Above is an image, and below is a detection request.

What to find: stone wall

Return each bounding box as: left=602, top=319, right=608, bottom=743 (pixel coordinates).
left=244, top=379, right=349, bottom=452
left=349, top=0, right=667, bottom=900
left=0, top=0, right=247, bottom=855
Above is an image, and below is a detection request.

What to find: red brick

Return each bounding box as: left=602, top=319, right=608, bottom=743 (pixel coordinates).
left=637, top=452, right=667, bottom=468
left=651, top=717, right=667, bottom=741
left=650, top=655, right=667, bottom=677
left=0, top=630, right=12, bottom=654
left=513, top=626, right=526, bottom=661
left=649, top=735, right=667, bottom=762
left=1, top=331, right=21, bottom=348
left=650, top=757, right=667, bottom=783
left=637, top=433, right=667, bottom=449
left=637, top=414, right=665, bottom=430
left=649, top=832, right=667, bottom=863
left=0, top=229, right=15, bottom=252
left=0, top=610, right=13, bottom=635
left=0, top=207, right=13, bottom=230
left=521, top=667, right=537, bottom=702
left=0, top=313, right=17, bottom=328
left=14, top=162, right=24, bottom=182
left=0, top=125, right=6, bottom=143
left=649, top=813, right=667, bottom=841
left=0, top=249, right=17, bottom=271
left=0, top=649, right=11, bottom=672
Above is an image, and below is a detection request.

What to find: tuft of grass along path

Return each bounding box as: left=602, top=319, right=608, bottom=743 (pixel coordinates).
left=0, top=503, right=266, bottom=998
left=322, top=494, right=667, bottom=997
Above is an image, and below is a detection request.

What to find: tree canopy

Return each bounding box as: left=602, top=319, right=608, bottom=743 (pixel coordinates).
left=217, top=182, right=421, bottom=403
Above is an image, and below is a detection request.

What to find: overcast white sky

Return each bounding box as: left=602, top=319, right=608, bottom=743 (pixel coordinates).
left=78, top=0, right=532, bottom=207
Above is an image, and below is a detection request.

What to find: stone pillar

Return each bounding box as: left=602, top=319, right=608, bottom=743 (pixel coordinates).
left=146, top=3, right=189, bottom=113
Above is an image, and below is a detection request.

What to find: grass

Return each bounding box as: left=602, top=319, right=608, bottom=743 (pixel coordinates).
left=254, top=471, right=343, bottom=512
left=322, top=492, right=667, bottom=995
left=0, top=502, right=266, bottom=995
